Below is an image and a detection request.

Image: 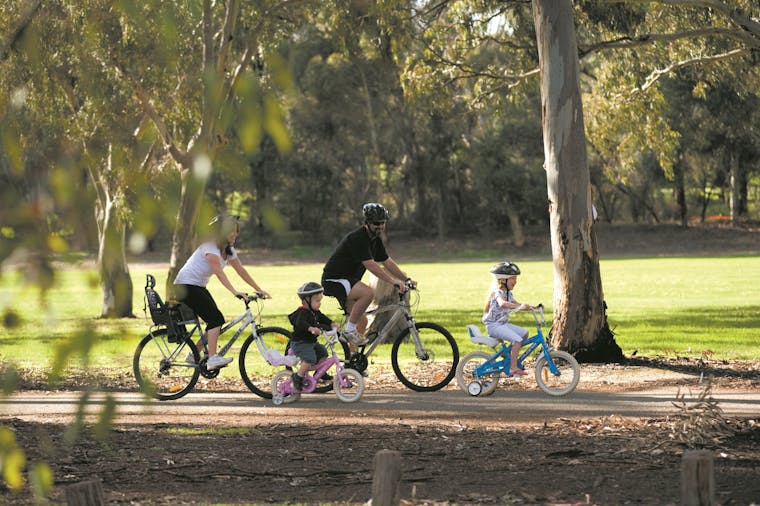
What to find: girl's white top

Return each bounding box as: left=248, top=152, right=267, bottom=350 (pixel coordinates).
left=174, top=241, right=237, bottom=287
left=482, top=289, right=515, bottom=325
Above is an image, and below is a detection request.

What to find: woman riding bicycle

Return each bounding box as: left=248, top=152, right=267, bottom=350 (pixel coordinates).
left=174, top=213, right=271, bottom=370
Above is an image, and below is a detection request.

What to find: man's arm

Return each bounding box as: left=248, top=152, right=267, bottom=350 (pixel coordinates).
left=362, top=259, right=405, bottom=288
left=380, top=257, right=408, bottom=282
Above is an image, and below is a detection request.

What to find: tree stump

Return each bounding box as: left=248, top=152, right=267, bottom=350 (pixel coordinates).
left=681, top=450, right=714, bottom=506
left=65, top=479, right=105, bottom=506
left=371, top=449, right=401, bottom=506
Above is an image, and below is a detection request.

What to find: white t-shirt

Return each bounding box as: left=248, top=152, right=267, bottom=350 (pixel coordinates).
left=174, top=241, right=237, bottom=287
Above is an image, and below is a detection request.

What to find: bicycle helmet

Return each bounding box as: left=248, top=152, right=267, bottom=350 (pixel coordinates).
left=362, top=203, right=390, bottom=223
left=489, top=261, right=521, bottom=279
left=297, top=282, right=324, bottom=299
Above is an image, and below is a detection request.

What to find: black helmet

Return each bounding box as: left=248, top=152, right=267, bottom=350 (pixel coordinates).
left=297, top=282, right=324, bottom=299
left=362, top=203, right=390, bottom=223
left=489, top=261, right=520, bottom=279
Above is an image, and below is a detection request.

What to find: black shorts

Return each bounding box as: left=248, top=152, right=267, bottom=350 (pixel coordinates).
left=321, top=278, right=352, bottom=313
left=174, top=284, right=225, bottom=331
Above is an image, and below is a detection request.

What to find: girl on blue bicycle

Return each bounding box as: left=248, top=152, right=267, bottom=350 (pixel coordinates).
left=482, top=261, right=534, bottom=377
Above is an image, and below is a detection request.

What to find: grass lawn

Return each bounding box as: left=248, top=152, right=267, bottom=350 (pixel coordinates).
left=0, top=256, right=758, bottom=378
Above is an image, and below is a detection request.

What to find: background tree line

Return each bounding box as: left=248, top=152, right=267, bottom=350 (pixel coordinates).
left=2, top=0, right=758, bottom=321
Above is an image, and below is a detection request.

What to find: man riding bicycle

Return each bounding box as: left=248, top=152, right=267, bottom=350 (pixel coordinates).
left=321, top=203, right=417, bottom=346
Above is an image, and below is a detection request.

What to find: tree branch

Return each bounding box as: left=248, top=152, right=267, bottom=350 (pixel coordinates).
left=601, top=0, right=760, bottom=42
left=633, top=47, right=749, bottom=93
left=579, top=27, right=759, bottom=57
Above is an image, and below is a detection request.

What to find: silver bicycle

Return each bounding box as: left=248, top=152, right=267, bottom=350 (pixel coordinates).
left=134, top=274, right=293, bottom=401
left=337, top=281, right=459, bottom=392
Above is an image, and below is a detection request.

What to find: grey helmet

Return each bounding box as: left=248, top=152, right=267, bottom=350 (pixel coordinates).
left=489, top=261, right=521, bottom=279
left=297, top=282, right=324, bottom=300
left=362, top=203, right=390, bottom=223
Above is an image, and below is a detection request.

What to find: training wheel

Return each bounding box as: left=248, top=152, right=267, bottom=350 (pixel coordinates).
left=272, top=393, right=283, bottom=405
left=467, top=381, right=483, bottom=396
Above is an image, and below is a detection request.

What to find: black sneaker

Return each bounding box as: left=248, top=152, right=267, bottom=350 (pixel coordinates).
left=319, top=373, right=333, bottom=382
left=291, top=373, right=304, bottom=392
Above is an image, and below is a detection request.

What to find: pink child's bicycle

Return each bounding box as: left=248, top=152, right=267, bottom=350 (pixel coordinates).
left=271, top=330, right=365, bottom=404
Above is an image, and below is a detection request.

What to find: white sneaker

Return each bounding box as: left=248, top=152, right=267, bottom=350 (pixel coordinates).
left=206, top=354, right=233, bottom=370
left=342, top=329, right=368, bottom=346
left=185, top=352, right=196, bottom=364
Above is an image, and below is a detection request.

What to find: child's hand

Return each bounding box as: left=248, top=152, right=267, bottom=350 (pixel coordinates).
left=519, top=303, right=532, bottom=311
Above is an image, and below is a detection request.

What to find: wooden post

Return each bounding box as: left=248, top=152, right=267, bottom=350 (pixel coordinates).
left=65, top=479, right=105, bottom=506
left=372, top=449, right=401, bottom=506
left=681, top=450, right=714, bottom=506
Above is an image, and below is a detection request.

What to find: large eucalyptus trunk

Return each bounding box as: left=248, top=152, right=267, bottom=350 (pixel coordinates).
left=532, top=0, right=623, bottom=362
left=97, top=197, right=133, bottom=318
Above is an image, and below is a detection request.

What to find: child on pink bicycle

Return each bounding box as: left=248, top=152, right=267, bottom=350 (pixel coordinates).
left=287, top=282, right=340, bottom=391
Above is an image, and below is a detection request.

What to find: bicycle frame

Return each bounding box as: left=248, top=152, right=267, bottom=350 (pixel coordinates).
left=345, top=300, right=416, bottom=357
left=168, top=299, right=274, bottom=366
left=473, top=309, right=562, bottom=379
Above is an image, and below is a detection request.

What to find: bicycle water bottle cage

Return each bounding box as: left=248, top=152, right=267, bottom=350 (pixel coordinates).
left=466, top=324, right=499, bottom=347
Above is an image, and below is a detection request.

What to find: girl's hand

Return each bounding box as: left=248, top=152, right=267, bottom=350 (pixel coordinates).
left=519, top=303, right=532, bottom=311
left=234, top=291, right=249, bottom=302
left=257, top=290, right=271, bottom=299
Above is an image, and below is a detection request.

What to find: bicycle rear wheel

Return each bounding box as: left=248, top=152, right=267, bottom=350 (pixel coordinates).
left=391, top=322, right=459, bottom=392
left=239, top=326, right=293, bottom=399
left=133, top=329, right=200, bottom=401
left=456, top=351, right=499, bottom=396
left=534, top=350, right=580, bottom=396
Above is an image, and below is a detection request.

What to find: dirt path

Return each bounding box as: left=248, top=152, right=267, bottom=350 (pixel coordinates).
left=2, top=361, right=759, bottom=505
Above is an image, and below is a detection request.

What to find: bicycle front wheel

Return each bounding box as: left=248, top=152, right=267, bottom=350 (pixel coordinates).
left=391, top=322, right=459, bottom=392
left=133, top=329, right=200, bottom=401
left=333, top=368, right=365, bottom=403
left=534, top=350, right=580, bottom=396
left=239, top=326, right=293, bottom=399
left=456, top=351, right=499, bottom=396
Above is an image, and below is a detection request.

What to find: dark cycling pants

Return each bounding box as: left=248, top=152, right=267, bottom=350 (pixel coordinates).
left=174, top=284, right=224, bottom=331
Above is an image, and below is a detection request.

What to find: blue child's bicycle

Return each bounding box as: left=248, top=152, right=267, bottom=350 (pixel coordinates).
left=456, top=305, right=580, bottom=397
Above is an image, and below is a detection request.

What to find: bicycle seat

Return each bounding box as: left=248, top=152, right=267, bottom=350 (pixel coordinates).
left=466, top=324, right=499, bottom=347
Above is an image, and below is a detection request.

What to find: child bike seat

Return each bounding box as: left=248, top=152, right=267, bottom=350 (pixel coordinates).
left=466, top=324, right=499, bottom=348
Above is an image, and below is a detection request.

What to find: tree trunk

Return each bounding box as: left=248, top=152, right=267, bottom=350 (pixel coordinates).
left=97, top=197, right=133, bottom=318
left=166, top=164, right=205, bottom=298
left=728, top=154, right=739, bottom=224
left=532, top=0, right=623, bottom=362
left=674, top=157, right=688, bottom=228
left=506, top=205, right=526, bottom=248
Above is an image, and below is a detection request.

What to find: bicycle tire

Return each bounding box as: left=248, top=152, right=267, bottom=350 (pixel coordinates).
left=239, top=326, right=294, bottom=399
left=390, top=322, right=459, bottom=392
left=456, top=351, right=499, bottom=396
left=534, top=350, right=580, bottom=396
left=313, top=339, right=350, bottom=394
left=271, top=370, right=300, bottom=404
left=333, top=368, right=365, bottom=403
left=133, top=329, right=200, bottom=401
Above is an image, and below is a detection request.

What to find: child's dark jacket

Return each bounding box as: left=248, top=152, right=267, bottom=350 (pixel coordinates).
left=288, top=306, right=333, bottom=343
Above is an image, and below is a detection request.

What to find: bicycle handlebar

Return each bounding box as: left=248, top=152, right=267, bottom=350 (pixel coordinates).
left=236, top=292, right=269, bottom=308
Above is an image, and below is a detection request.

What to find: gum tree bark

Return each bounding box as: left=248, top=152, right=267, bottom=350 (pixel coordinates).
left=532, top=0, right=623, bottom=361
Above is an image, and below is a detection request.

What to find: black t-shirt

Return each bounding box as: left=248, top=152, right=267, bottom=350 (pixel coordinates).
left=288, top=306, right=333, bottom=343
left=322, top=226, right=389, bottom=285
